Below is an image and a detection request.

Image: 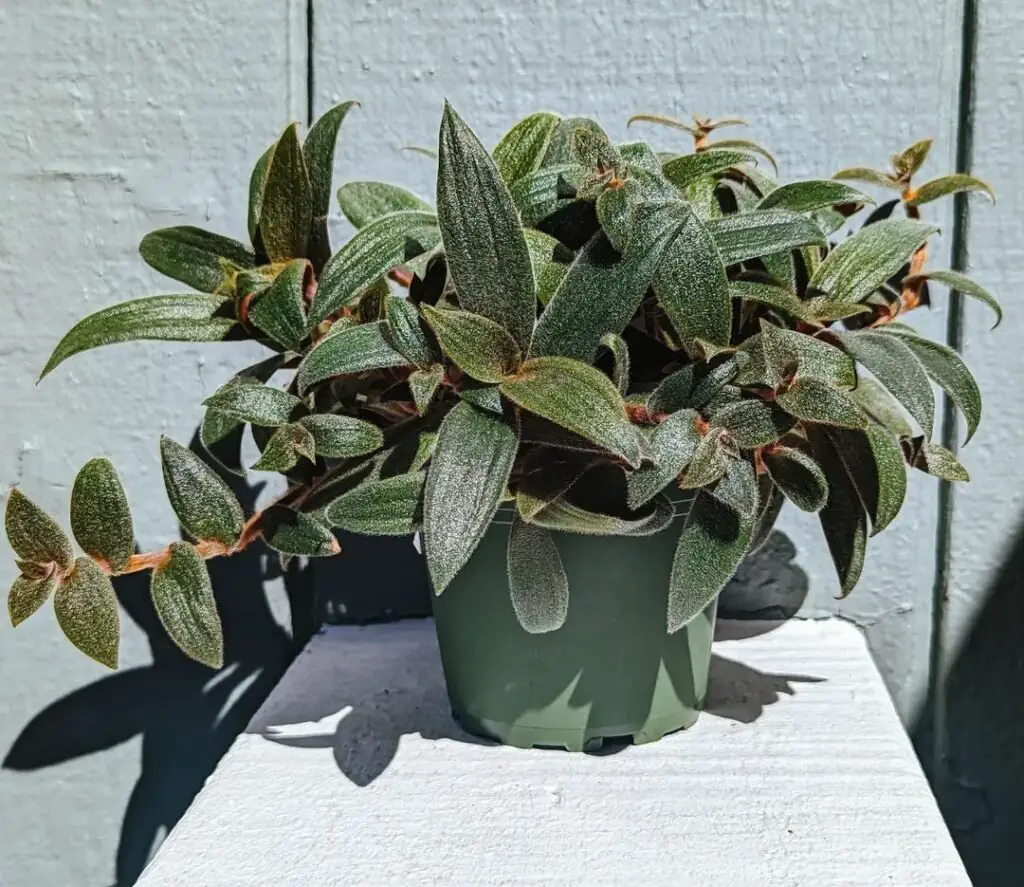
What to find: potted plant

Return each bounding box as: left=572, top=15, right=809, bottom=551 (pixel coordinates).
left=5, top=101, right=997, bottom=752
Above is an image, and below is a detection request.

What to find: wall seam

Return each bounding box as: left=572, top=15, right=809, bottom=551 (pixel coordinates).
left=306, top=0, right=315, bottom=125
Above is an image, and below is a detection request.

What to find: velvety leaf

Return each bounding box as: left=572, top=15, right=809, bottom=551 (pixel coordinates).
left=662, top=150, right=752, bottom=189
left=70, top=458, right=134, bottom=572
left=515, top=451, right=593, bottom=520
left=151, top=542, right=223, bottom=669
left=298, top=414, right=383, bottom=458
left=459, top=382, right=505, bottom=414
left=668, top=457, right=757, bottom=631
left=750, top=477, right=785, bottom=553
left=839, top=330, right=934, bottom=437
left=309, top=210, right=439, bottom=326
left=706, top=210, right=826, bottom=266
left=729, top=280, right=814, bottom=321
left=260, top=123, right=313, bottom=261
left=506, top=516, right=569, bottom=633
left=803, top=297, right=873, bottom=323
left=714, top=399, right=795, bottom=448
left=409, top=365, right=445, bottom=414
left=139, top=227, right=254, bottom=294
left=203, top=377, right=302, bottom=427
left=247, top=143, right=275, bottom=246
left=297, top=321, right=410, bottom=392
left=523, top=228, right=571, bottom=305
left=810, top=429, right=868, bottom=597
left=40, top=295, right=237, bottom=379
left=881, top=328, right=981, bottom=443
left=327, top=472, right=426, bottom=535
left=492, top=111, right=561, bottom=185
left=381, top=295, right=435, bottom=368
left=9, top=571, right=57, bottom=627
left=424, top=402, right=518, bottom=593
left=437, top=102, right=536, bottom=349
left=618, top=140, right=664, bottom=174
left=303, top=100, right=358, bottom=265
left=262, top=506, right=340, bottom=556
left=599, top=332, right=630, bottom=395
left=543, top=116, right=610, bottom=165
left=907, top=174, right=995, bottom=206
left=337, top=181, right=433, bottom=229
left=764, top=446, right=828, bottom=512
left=827, top=426, right=906, bottom=534
left=532, top=493, right=674, bottom=537
left=421, top=305, right=522, bottom=383
left=54, top=557, right=120, bottom=669
left=757, top=180, right=873, bottom=213
left=250, top=423, right=316, bottom=472
left=732, top=335, right=771, bottom=387
left=627, top=409, right=701, bottom=508
left=761, top=322, right=856, bottom=389
left=776, top=378, right=867, bottom=429
left=688, top=354, right=749, bottom=408
left=904, top=269, right=1002, bottom=329
left=848, top=377, right=913, bottom=437
left=706, top=138, right=778, bottom=171
left=626, top=112, right=700, bottom=135
left=893, top=138, right=933, bottom=178
left=832, top=167, right=900, bottom=189
left=679, top=430, right=731, bottom=489
left=248, top=259, right=309, bottom=351
left=647, top=366, right=694, bottom=414
left=808, top=219, right=938, bottom=303
left=160, top=437, right=244, bottom=546
left=500, top=356, right=644, bottom=467
left=508, top=163, right=588, bottom=226
left=6, top=489, right=74, bottom=570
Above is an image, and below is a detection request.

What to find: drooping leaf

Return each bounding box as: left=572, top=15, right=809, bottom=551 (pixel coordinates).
left=492, top=111, right=561, bottom=186
left=902, top=437, right=970, bottom=482
left=506, top=516, right=569, bottom=634
left=626, top=409, right=701, bottom=508
left=523, top=228, right=572, bottom=306
left=705, top=210, right=826, bottom=266
left=298, top=414, right=383, bottom=458
left=668, top=457, right=757, bottom=632
left=705, top=138, right=778, bottom=171
left=729, top=281, right=815, bottom=322
left=500, top=356, right=644, bottom=467
left=260, top=123, right=313, bottom=261
left=760, top=321, right=856, bottom=389
left=409, top=365, right=445, bottom=414
left=626, top=112, right=700, bottom=135
left=202, top=377, right=302, bottom=427
left=763, top=446, right=828, bottom=512
left=151, top=541, right=223, bottom=669
left=907, top=174, right=995, bottom=206
left=139, top=227, right=255, bottom=294
left=436, top=103, right=536, bottom=350
left=40, top=295, right=237, bottom=379
left=892, top=138, right=933, bottom=179
left=808, top=219, right=938, bottom=303
left=662, top=150, right=752, bottom=189
left=421, top=305, right=522, bottom=383
left=303, top=100, right=358, bottom=266
left=515, top=450, right=594, bottom=520
left=327, top=472, right=426, bottom=535
left=5, top=489, right=74, bottom=571
left=337, top=181, right=433, bottom=229
left=262, top=506, right=340, bottom=556
left=309, top=210, right=440, bottom=326
left=848, top=376, right=913, bottom=437
left=383, top=295, right=436, bottom=368
left=599, top=332, right=630, bottom=395
left=757, top=180, right=873, bottom=213
left=531, top=493, right=674, bottom=537
left=248, top=142, right=275, bottom=246
left=70, top=458, right=134, bottom=572
left=839, top=330, right=934, bottom=437
left=750, top=476, right=785, bottom=553
left=827, top=426, right=906, bottom=534
left=776, top=378, right=867, bottom=429
left=54, top=557, right=120, bottom=669
left=160, top=437, right=244, bottom=547
left=424, top=402, right=518, bottom=593
left=248, top=259, right=309, bottom=351
left=832, top=167, right=900, bottom=189
left=9, top=571, right=57, bottom=627
left=297, top=321, right=410, bottom=393
left=714, top=399, right=795, bottom=448
left=250, top=423, right=316, bottom=472
left=903, top=269, right=1002, bottom=328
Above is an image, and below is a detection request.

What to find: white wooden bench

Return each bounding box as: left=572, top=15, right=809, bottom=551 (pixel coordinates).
left=134, top=618, right=970, bottom=886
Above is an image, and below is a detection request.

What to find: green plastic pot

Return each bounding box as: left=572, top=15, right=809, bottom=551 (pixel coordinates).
left=431, top=501, right=716, bottom=752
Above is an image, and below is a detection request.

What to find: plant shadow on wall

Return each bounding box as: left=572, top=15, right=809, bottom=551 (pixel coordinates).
left=2, top=434, right=315, bottom=887
left=261, top=529, right=821, bottom=787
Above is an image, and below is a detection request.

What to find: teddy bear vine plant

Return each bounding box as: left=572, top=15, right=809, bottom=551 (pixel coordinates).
left=5, top=101, right=997, bottom=669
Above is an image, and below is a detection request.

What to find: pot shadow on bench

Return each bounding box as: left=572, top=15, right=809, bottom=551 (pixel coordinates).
left=261, top=529, right=824, bottom=786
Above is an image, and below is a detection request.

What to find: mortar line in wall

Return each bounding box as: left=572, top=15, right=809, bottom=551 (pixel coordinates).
left=306, top=0, right=315, bottom=125
left=927, top=0, right=979, bottom=782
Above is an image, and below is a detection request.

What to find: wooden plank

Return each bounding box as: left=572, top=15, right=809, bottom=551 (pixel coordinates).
left=311, top=0, right=965, bottom=719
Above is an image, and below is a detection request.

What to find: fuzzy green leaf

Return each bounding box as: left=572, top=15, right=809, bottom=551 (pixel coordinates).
left=531, top=494, right=674, bottom=537
left=908, top=174, right=995, bottom=207
left=40, top=294, right=237, bottom=379
left=248, top=143, right=275, bottom=245
left=9, top=571, right=57, bottom=627
left=303, top=100, right=358, bottom=265
left=262, top=506, right=340, bottom=556
left=757, top=180, right=873, bottom=213
left=902, top=437, right=970, bottom=482
left=832, top=167, right=900, bottom=189
left=688, top=355, right=749, bottom=408
left=599, top=332, right=630, bottom=395
left=776, top=378, right=867, bottom=429
left=203, top=377, right=302, bottom=427
left=260, top=123, right=313, bottom=261
left=523, top=229, right=571, bottom=306
left=893, top=139, right=933, bottom=178
left=764, top=446, right=828, bottom=512
left=729, top=281, right=815, bottom=322
left=160, top=437, right=244, bottom=546
left=383, top=295, right=436, bottom=368
left=337, top=181, right=433, bottom=229
left=706, top=210, right=826, bottom=266
left=437, top=103, right=536, bottom=350
left=647, top=366, right=694, bottom=414
left=627, top=409, right=701, bottom=508
left=618, top=140, right=664, bottom=174
left=424, top=403, right=518, bottom=594
left=6, top=489, right=74, bottom=571
left=492, top=111, right=561, bottom=185
left=501, top=356, right=644, bottom=467
left=508, top=164, right=587, bottom=226
left=809, top=219, right=938, bottom=303
left=409, top=365, right=445, bottom=414
left=251, top=423, right=316, bottom=473
left=309, top=210, right=439, bottom=326
left=151, top=541, right=223, bottom=669
left=662, top=150, right=752, bottom=189
left=668, top=457, right=757, bottom=632
left=139, top=227, right=255, bottom=294
left=515, top=451, right=593, bottom=520
left=70, top=458, right=134, bottom=572
left=848, top=377, right=913, bottom=437
left=680, top=430, right=730, bottom=489
left=459, top=382, right=505, bottom=414
left=298, top=321, right=410, bottom=393
left=750, top=476, right=785, bottom=553
left=327, top=472, right=426, bottom=535
left=714, top=399, right=795, bottom=448
left=706, top=138, right=778, bottom=171
left=248, top=259, right=309, bottom=351
left=54, top=557, right=120, bottom=669
left=839, top=330, right=934, bottom=437
left=421, top=305, right=522, bottom=383
left=298, top=414, right=383, bottom=458
left=827, top=426, right=906, bottom=534
left=506, top=516, right=569, bottom=634
left=904, top=269, right=1002, bottom=329
left=760, top=322, right=856, bottom=389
